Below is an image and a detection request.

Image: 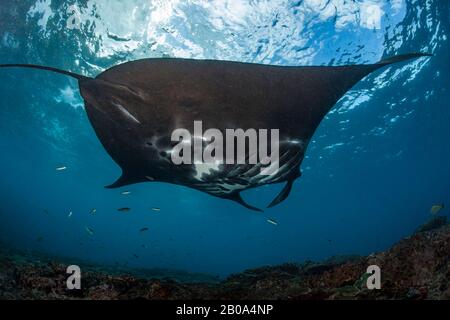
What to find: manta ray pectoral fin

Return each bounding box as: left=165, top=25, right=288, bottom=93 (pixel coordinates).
left=105, top=172, right=136, bottom=189
left=267, top=179, right=295, bottom=208
left=227, top=193, right=263, bottom=212
left=375, top=52, right=433, bottom=67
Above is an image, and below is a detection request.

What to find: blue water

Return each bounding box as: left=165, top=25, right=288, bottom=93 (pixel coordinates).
left=0, top=0, right=448, bottom=277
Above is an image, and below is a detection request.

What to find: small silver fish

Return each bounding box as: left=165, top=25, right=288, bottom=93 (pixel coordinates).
left=67, top=211, right=73, bottom=218
left=56, top=166, right=67, bottom=171
left=151, top=207, right=161, bottom=212
left=90, top=208, right=97, bottom=215
left=430, top=203, right=444, bottom=215
left=85, top=226, right=94, bottom=236
left=267, top=219, right=278, bottom=226
left=121, top=191, right=131, bottom=195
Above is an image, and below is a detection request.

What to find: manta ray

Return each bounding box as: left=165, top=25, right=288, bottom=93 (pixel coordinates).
left=0, top=53, right=430, bottom=211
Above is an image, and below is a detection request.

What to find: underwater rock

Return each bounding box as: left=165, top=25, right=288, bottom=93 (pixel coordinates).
left=415, top=216, right=448, bottom=234
left=0, top=223, right=449, bottom=300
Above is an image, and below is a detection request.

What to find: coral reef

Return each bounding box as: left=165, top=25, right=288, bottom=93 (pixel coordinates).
left=1, top=222, right=449, bottom=300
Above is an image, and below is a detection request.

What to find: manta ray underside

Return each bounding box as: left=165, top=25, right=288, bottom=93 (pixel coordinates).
left=0, top=53, right=431, bottom=211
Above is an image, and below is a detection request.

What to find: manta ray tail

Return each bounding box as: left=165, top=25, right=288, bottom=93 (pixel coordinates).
left=0, top=64, right=90, bottom=81
left=375, top=52, right=433, bottom=67
left=228, top=193, right=263, bottom=212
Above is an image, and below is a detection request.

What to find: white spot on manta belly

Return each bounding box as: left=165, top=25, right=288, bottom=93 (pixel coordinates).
left=112, top=102, right=141, bottom=124
left=284, top=139, right=306, bottom=149
left=193, top=162, right=221, bottom=181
